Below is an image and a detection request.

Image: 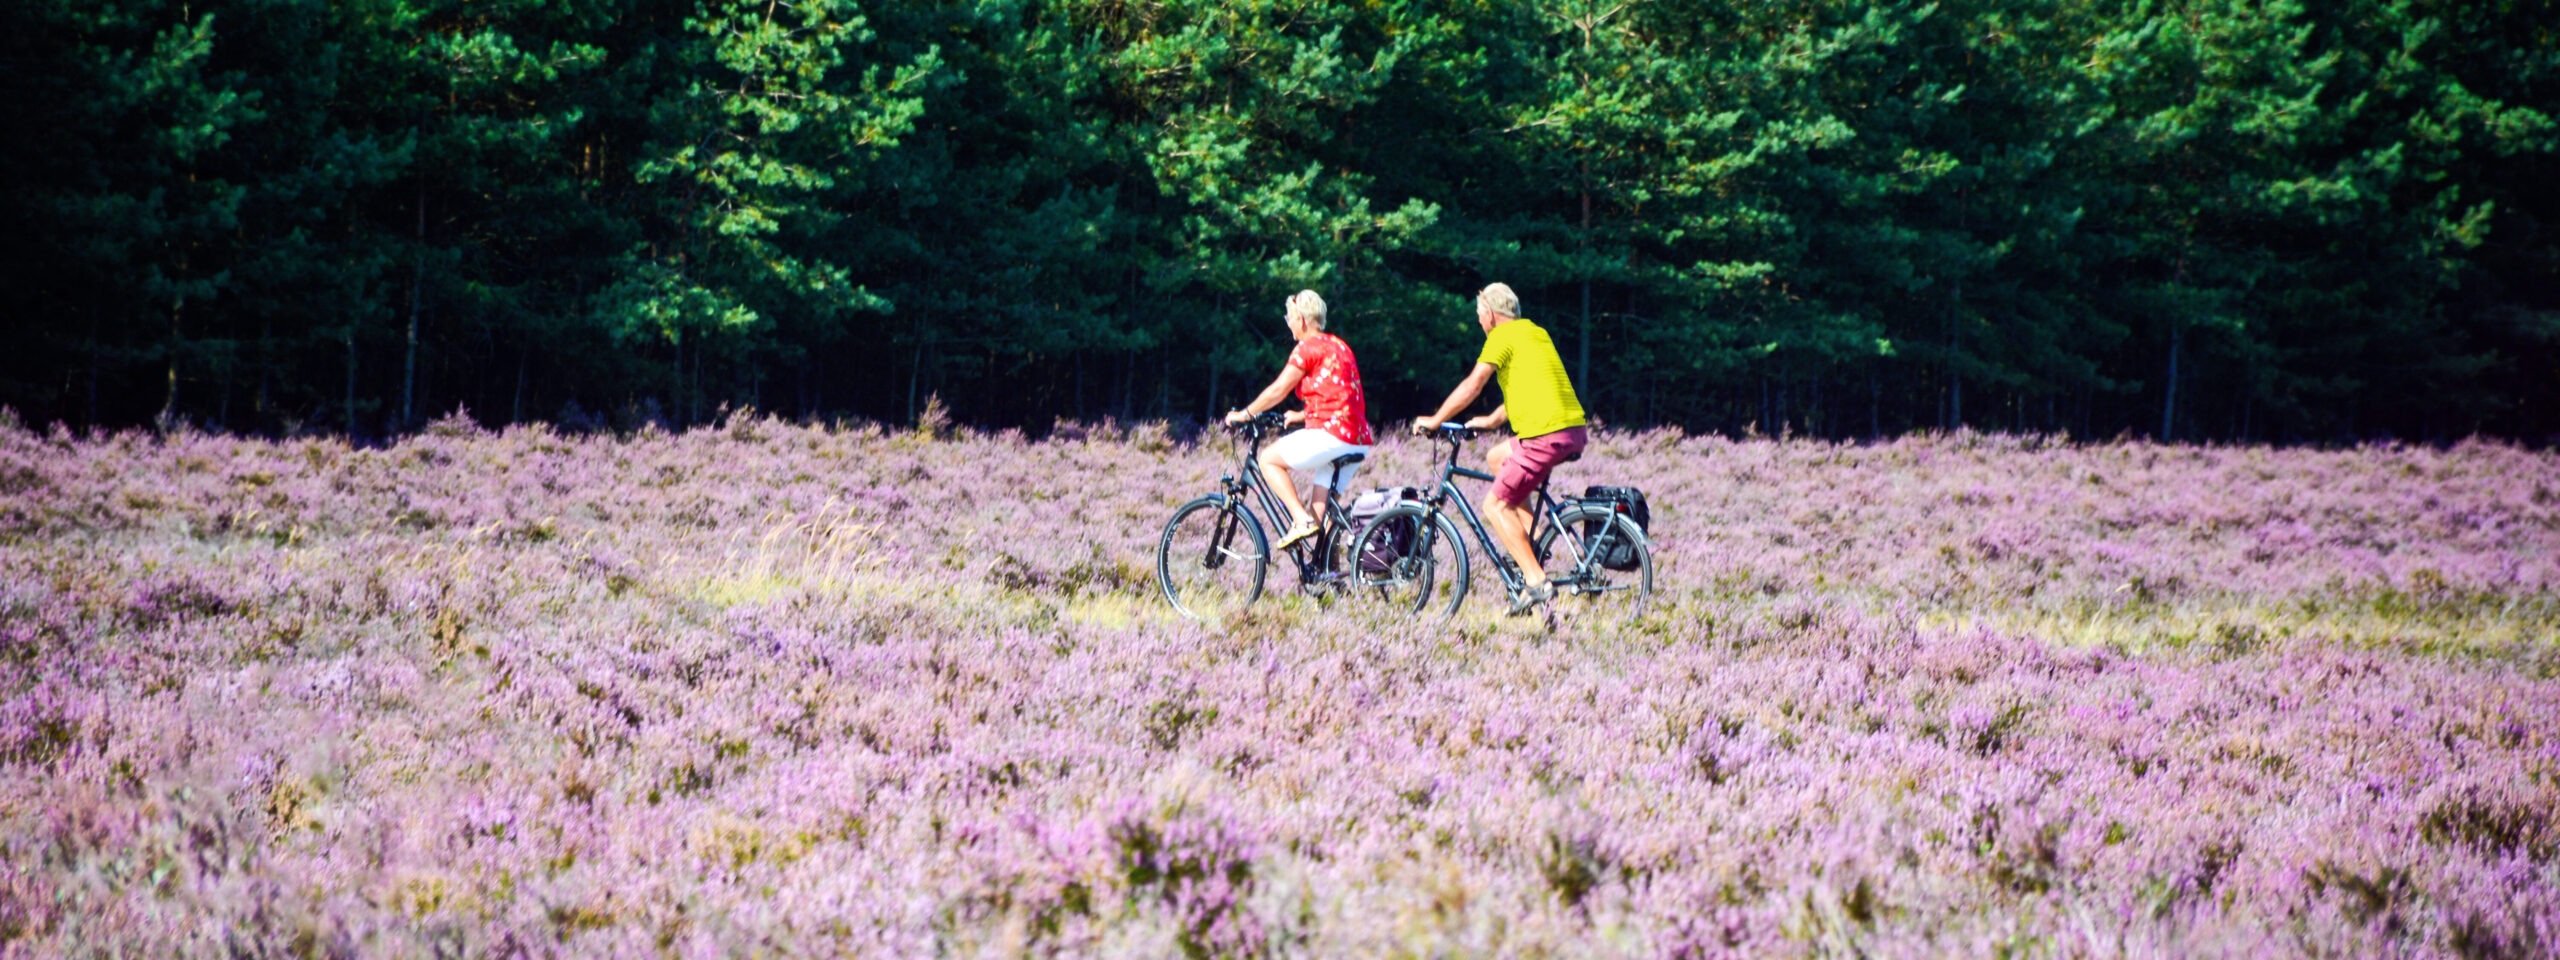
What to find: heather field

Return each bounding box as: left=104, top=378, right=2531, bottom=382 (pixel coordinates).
left=3, top=413, right=2556, bottom=958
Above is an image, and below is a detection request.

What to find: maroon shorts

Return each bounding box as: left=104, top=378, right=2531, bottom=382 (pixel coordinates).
left=1490, top=426, right=1589, bottom=506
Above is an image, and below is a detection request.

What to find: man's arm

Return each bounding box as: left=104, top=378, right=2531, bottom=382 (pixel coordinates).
left=1414, top=362, right=1497, bottom=433
left=1465, top=404, right=1507, bottom=430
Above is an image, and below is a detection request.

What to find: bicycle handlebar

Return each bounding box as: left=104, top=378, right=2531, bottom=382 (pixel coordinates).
left=1224, top=409, right=1289, bottom=436
left=1420, top=422, right=1480, bottom=442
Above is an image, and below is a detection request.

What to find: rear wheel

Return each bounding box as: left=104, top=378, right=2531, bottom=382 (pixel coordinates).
left=1348, top=505, right=1469, bottom=621
left=1535, top=504, right=1653, bottom=625
left=1157, top=495, right=1267, bottom=622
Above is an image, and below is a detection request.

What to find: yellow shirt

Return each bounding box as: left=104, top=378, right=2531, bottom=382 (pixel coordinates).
left=1476, top=318, right=1586, bottom=438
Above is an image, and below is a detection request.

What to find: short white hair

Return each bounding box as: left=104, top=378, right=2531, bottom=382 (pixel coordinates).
left=1288, top=290, right=1328, bottom=330
left=1477, top=283, right=1520, bottom=318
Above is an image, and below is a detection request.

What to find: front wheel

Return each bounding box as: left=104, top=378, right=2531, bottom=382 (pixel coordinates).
left=1535, top=504, right=1654, bottom=626
left=1347, top=505, right=1469, bottom=621
left=1158, top=495, right=1268, bottom=622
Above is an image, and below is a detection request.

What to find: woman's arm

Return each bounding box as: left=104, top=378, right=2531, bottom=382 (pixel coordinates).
left=1226, top=365, right=1307, bottom=423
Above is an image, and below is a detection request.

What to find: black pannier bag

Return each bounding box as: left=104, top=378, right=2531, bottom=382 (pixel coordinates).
left=1579, top=486, right=1651, bottom=571
left=1347, top=487, right=1425, bottom=575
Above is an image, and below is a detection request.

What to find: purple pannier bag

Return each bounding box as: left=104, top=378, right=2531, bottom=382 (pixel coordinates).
left=1347, top=487, right=1426, bottom=575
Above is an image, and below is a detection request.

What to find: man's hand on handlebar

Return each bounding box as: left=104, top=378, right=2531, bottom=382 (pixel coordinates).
left=1412, top=417, right=1477, bottom=440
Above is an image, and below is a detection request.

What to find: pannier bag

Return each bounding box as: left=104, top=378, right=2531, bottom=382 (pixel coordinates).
left=1347, top=487, right=1426, bottom=576
left=1579, top=486, right=1651, bottom=571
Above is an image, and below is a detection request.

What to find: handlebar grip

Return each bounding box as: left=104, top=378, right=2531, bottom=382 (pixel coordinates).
left=1223, top=409, right=1288, bottom=432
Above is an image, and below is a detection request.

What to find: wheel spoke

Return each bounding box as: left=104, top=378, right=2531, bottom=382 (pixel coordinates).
left=1348, top=506, right=1466, bottom=621
left=1158, top=497, right=1266, bottom=622
left=1534, top=506, right=1652, bottom=626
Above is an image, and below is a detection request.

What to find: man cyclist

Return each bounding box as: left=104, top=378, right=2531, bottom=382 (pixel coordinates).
left=1225, top=290, right=1374, bottom=550
left=1412, top=283, right=1589, bottom=614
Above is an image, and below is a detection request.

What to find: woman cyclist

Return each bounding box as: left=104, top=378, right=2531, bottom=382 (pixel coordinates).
left=1223, top=290, right=1374, bottom=550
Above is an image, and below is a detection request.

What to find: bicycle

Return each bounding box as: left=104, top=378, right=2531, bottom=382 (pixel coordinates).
left=1156, top=411, right=1368, bottom=622
left=1347, top=423, right=1653, bottom=624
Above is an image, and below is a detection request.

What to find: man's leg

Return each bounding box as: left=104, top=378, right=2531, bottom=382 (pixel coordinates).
left=1482, top=488, right=1545, bottom=589
left=1482, top=438, right=1543, bottom=584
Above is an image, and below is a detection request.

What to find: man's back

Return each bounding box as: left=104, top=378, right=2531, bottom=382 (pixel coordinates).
left=1477, top=318, right=1586, bottom=439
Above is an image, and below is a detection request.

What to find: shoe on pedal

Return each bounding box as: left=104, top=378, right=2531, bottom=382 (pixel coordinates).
left=1275, top=521, right=1319, bottom=550
left=1506, top=580, right=1555, bottom=616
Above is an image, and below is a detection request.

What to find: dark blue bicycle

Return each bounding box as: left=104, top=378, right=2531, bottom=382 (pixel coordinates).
left=1155, top=411, right=1366, bottom=622
left=1346, top=423, right=1653, bottom=624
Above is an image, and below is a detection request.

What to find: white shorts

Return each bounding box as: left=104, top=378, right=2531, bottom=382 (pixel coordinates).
left=1268, top=428, right=1372, bottom=489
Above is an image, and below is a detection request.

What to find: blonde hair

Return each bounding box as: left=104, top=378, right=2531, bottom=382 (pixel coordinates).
left=1288, top=290, right=1328, bottom=331
left=1477, top=283, right=1520, bottom=319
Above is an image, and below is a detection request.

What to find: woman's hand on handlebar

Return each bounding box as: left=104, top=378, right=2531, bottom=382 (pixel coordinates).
left=1225, top=409, right=1287, bottom=430
left=1282, top=410, right=1305, bottom=427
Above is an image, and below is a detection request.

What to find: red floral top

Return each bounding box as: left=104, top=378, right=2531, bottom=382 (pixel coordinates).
left=1288, top=332, right=1372, bottom=446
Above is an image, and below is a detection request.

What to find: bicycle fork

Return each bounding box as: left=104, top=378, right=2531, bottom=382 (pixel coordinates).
left=1200, top=490, right=1245, bottom=570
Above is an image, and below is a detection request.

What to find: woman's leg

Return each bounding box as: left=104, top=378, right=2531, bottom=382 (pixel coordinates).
left=1257, top=445, right=1316, bottom=530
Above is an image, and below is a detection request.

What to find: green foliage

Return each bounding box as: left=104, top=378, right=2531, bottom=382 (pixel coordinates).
left=3, top=0, right=2554, bottom=440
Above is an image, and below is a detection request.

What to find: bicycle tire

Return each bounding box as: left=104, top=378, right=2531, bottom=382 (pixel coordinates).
left=1348, top=504, right=1470, bottom=621
left=1534, top=504, right=1654, bottom=625
left=1157, top=495, right=1268, bottom=622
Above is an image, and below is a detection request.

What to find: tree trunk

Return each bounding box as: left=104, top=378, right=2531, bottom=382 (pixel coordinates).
left=1579, top=191, right=1593, bottom=393
left=160, top=301, right=183, bottom=427
left=255, top=317, right=272, bottom=422
left=1119, top=351, right=1134, bottom=421
left=906, top=335, right=923, bottom=423
left=1204, top=294, right=1224, bottom=421
left=1945, top=276, right=1963, bottom=430
left=343, top=325, right=358, bottom=436
left=403, top=188, right=424, bottom=431
left=217, top=349, right=232, bottom=430
left=2161, top=321, right=2183, bottom=442
left=87, top=306, right=102, bottom=430
left=1868, top=366, right=1881, bottom=439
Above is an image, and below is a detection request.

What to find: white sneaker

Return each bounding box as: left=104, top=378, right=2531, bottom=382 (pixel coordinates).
left=1506, top=580, right=1554, bottom=616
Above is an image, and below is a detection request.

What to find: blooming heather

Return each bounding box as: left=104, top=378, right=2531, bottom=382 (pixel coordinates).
left=0, top=413, right=2553, bottom=957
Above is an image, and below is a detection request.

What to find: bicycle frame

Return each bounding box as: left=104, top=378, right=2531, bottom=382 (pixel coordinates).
left=1211, top=417, right=1356, bottom=588
left=1418, top=429, right=1595, bottom=595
